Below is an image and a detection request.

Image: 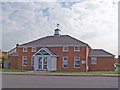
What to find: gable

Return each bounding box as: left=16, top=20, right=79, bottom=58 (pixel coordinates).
left=35, top=49, right=50, bottom=55
left=33, top=48, right=57, bottom=56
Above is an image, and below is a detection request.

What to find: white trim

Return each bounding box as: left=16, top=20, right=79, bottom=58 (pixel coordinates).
left=37, top=57, right=48, bottom=70
left=91, top=57, right=97, bottom=64
left=82, top=60, right=86, bottom=64
left=74, top=56, right=80, bottom=68
left=31, top=56, right=34, bottom=67
left=22, top=56, right=27, bottom=66
left=32, top=47, right=36, bottom=52
left=63, top=46, right=68, bottom=52
left=23, top=47, right=27, bottom=52
left=32, top=48, right=51, bottom=56
left=74, top=46, right=80, bottom=52
left=62, top=56, right=68, bottom=68
left=32, top=48, right=57, bottom=57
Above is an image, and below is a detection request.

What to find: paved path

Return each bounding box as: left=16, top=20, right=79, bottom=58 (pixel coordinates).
left=2, top=74, right=118, bottom=88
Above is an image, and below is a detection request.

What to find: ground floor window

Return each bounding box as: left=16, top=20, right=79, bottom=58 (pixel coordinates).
left=91, top=57, right=97, bottom=64
left=22, top=56, right=27, bottom=66
left=63, top=56, right=68, bottom=68
left=74, top=56, right=80, bottom=68
left=82, top=60, right=86, bottom=64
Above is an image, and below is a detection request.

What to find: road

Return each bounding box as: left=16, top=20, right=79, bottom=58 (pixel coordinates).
left=2, top=75, right=118, bottom=88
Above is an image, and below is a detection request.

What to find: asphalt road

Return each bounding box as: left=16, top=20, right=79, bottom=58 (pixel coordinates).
left=2, top=75, right=118, bottom=88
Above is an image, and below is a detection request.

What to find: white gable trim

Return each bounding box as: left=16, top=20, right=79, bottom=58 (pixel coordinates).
left=32, top=48, right=57, bottom=57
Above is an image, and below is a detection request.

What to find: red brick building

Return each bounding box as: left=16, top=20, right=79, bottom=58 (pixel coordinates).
left=8, top=28, right=115, bottom=71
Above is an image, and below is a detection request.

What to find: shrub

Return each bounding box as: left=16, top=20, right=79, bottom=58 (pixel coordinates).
left=115, top=62, right=120, bottom=67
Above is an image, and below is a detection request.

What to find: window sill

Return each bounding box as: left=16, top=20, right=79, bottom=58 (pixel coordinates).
left=74, top=50, right=80, bottom=52
left=74, top=67, right=80, bottom=68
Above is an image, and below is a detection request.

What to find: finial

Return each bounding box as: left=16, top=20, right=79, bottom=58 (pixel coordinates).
left=56, top=23, right=59, bottom=29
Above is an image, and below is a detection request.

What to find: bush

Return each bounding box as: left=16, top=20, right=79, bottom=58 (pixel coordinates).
left=115, top=62, right=120, bottom=67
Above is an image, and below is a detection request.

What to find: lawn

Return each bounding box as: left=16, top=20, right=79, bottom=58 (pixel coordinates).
left=1, top=68, right=120, bottom=74
left=52, top=70, right=120, bottom=74
left=0, top=68, right=31, bottom=72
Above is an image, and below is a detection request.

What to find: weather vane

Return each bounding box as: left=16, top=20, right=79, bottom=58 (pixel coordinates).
left=56, top=23, right=59, bottom=29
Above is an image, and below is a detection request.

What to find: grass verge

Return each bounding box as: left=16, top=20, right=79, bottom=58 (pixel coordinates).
left=0, top=68, right=31, bottom=72
left=1, top=68, right=120, bottom=74
left=52, top=70, right=120, bottom=74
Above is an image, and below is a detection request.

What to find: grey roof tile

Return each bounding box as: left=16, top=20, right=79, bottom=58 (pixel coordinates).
left=9, top=52, right=18, bottom=56
left=20, top=35, right=89, bottom=47
left=89, top=49, right=114, bottom=57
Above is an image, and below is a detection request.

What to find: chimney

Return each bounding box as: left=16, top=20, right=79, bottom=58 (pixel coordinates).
left=16, top=44, right=19, bottom=47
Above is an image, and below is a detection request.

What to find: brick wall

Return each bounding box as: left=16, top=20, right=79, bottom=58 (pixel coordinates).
left=17, top=47, right=35, bottom=69
left=49, top=46, right=87, bottom=71
left=9, top=56, right=18, bottom=69
left=9, top=46, right=115, bottom=71
left=16, top=46, right=87, bottom=71
left=88, top=56, right=115, bottom=71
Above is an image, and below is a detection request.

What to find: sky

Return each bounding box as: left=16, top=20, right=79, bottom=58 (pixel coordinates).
left=0, top=0, right=119, bottom=56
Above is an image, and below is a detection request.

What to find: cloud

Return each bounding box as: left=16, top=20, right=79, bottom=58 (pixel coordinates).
left=1, top=0, right=119, bottom=56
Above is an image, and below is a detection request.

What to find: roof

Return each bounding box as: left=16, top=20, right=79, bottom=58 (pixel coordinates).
left=43, top=48, right=58, bottom=56
left=33, top=48, right=58, bottom=56
left=9, top=52, right=18, bottom=56
left=89, top=49, right=114, bottom=57
left=19, top=35, right=89, bottom=47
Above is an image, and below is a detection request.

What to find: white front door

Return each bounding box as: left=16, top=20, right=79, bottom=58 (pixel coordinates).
left=38, top=57, right=47, bottom=70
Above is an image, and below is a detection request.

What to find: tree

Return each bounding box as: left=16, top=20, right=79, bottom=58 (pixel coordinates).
left=1, top=55, right=8, bottom=68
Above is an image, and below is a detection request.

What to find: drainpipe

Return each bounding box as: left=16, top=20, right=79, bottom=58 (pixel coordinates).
left=86, top=56, right=88, bottom=72
left=86, top=47, right=89, bottom=72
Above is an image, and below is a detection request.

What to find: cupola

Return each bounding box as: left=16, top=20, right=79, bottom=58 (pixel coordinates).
left=54, top=24, right=61, bottom=36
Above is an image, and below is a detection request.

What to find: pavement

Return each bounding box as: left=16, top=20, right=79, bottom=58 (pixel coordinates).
left=0, top=71, right=120, bottom=77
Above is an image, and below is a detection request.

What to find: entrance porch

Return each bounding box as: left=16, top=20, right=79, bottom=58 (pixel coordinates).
left=32, top=48, right=58, bottom=71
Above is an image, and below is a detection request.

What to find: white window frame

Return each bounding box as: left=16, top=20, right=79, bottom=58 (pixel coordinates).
left=82, top=60, right=86, bottom=64
left=22, top=56, right=27, bottom=66
left=63, top=46, right=68, bottom=52
left=32, top=47, right=36, bottom=52
left=74, top=56, right=80, bottom=68
left=23, top=47, right=27, bottom=52
left=62, top=56, right=68, bottom=68
left=74, top=46, right=80, bottom=52
left=31, top=56, right=34, bottom=67
left=91, top=57, right=97, bottom=64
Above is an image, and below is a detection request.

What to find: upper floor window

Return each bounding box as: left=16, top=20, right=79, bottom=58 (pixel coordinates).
left=91, top=57, right=97, bottom=64
left=63, top=56, right=68, bottom=68
left=74, top=56, right=80, bottom=68
left=32, top=47, right=36, bottom=52
left=74, top=46, right=80, bottom=52
left=63, top=46, right=68, bottom=52
left=23, top=47, right=27, bottom=52
left=22, top=56, right=27, bottom=66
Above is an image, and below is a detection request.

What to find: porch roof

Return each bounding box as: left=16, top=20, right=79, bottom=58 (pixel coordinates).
left=43, top=48, right=58, bottom=56
left=33, top=48, right=58, bottom=57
